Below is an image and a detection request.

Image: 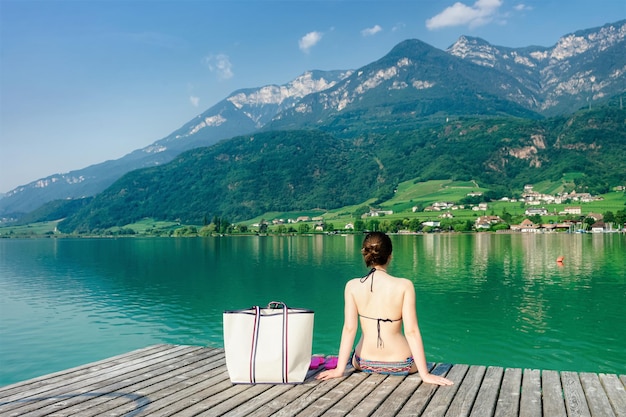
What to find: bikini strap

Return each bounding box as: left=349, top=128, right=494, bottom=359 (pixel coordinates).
left=360, top=267, right=377, bottom=291
left=359, top=314, right=401, bottom=349
left=374, top=318, right=393, bottom=348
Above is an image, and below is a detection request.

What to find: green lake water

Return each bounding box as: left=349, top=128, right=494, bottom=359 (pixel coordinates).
left=1, top=233, right=625, bottom=386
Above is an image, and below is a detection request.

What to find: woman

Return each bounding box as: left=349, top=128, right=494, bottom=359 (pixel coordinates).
left=316, top=232, right=453, bottom=385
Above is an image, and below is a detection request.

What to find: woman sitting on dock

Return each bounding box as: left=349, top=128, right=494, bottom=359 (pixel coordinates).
left=316, top=232, right=453, bottom=386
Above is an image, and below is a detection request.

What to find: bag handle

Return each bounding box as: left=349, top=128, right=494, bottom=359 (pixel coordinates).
left=267, top=301, right=287, bottom=309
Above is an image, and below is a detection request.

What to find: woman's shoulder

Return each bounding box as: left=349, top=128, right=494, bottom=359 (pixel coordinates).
left=392, top=276, right=415, bottom=290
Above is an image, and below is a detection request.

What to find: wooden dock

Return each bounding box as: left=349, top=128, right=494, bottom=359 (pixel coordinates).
left=1, top=344, right=624, bottom=416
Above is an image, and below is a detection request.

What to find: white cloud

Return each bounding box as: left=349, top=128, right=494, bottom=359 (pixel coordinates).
left=392, top=22, right=406, bottom=32
left=426, top=0, right=503, bottom=30
left=361, top=25, right=383, bottom=37
left=514, top=3, right=532, bottom=11
left=203, top=54, right=234, bottom=80
left=190, top=96, right=199, bottom=107
left=299, top=31, right=323, bottom=53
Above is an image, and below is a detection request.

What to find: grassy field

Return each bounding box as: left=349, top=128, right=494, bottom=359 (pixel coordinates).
left=1, top=179, right=624, bottom=237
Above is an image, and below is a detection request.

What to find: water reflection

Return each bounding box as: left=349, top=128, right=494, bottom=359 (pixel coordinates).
left=0, top=233, right=624, bottom=386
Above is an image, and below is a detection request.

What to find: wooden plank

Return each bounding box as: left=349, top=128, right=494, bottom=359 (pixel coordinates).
left=296, top=372, right=368, bottom=417
left=421, top=364, right=467, bottom=417
left=16, top=345, right=212, bottom=417
left=600, top=373, right=626, bottom=417
left=347, top=373, right=405, bottom=417
left=542, top=370, right=567, bottom=417
left=0, top=344, right=172, bottom=398
left=0, top=345, right=200, bottom=416
left=369, top=373, right=424, bottom=417
left=323, top=373, right=386, bottom=417
left=562, top=371, right=592, bottom=417
left=271, top=372, right=350, bottom=417
left=220, top=368, right=326, bottom=417
left=519, top=369, right=541, bottom=417
left=147, top=376, right=237, bottom=416
left=221, top=384, right=296, bottom=417
left=71, top=350, right=227, bottom=416
left=494, top=367, right=521, bottom=417
left=579, top=372, right=617, bottom=417
left=2, top=345, right=625, bottom=417
left=245, top=370, right=327, bottom=417
left=445, top=365, right=485, bottom=417
left=396, top=363, right=452, bottom=417
left=193, top=383, right=277, bottom=416
left=469, top=366, right=504, bottom=417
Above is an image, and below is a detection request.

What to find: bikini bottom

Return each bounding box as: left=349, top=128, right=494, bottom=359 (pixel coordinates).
left=353, top=353, right=415, bottom=376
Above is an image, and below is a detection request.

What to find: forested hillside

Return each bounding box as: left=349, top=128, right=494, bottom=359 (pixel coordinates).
left=57, top=104, right=626, bottom=233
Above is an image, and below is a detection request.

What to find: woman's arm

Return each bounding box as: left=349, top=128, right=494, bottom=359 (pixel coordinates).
left=402, top=281, right=454, bottom=386
left=316, top=281, right=359, bottom=380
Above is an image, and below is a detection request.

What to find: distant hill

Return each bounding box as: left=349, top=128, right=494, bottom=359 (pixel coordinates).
left=58, top=104, right=626, bottom=233
left=2, top=20, right=624, bottom=217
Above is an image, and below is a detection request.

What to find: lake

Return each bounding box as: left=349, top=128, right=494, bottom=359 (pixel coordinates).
left=1, top=233, right=625, bottom=386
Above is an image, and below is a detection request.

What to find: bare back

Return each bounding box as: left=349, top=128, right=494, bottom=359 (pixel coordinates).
left=347, top=270, right=414, bottom=362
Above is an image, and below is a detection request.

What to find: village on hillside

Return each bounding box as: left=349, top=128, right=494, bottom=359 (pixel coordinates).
left=412, top=185, right=621, bottom=233
left=252, top=185, right=625, bottom=234
left=324, top=184, right=623, bottom=234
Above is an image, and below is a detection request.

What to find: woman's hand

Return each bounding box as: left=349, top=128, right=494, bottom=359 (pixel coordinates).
left=315, top=368, right=345, bottom=380
left=421, top=372, right=454, bottom=386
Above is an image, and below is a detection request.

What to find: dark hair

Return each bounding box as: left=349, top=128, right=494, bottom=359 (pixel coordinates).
left=361, top=232, right=392, bottom=267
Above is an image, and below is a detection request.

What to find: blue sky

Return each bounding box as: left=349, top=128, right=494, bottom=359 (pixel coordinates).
left=1, top=0, right=624, bottom=193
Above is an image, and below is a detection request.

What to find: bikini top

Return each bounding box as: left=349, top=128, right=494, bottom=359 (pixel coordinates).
left=359, top=267, right=402, bottom=348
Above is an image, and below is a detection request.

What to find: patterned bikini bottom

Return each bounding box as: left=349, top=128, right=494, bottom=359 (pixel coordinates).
left=354, top=354, right=415, bottom=376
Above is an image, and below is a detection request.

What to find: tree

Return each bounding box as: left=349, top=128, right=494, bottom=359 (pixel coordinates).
left=500, top=207, right=512, bottom=223
left=614, top=210, right=626, bottom=228
left=366, top=219, right=380, bottom=231
left=353, top=219, right=365, bottom=231
left=408, top=218, right=421, bottom=232
left=584, top=217, right=596, bottom=228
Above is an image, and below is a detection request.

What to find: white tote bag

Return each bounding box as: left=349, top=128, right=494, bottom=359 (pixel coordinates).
left=223, top=301, right=314, bottom=384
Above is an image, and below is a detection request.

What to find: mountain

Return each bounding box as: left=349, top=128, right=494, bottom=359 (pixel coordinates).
left=0, top=70, right=351, bottom=216
left=1, top=20, right=625, bottom=217
left=266, top=38, right=541, bottom=133
left=58, top=104, right=626, bottom=232
left=447, top=20, right=626, bottom=115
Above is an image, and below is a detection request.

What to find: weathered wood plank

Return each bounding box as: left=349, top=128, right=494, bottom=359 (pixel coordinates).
left=221, top=384, right=296, bottom=417
left=469, top=366, right=504, bottom=417
left=562, top=371, right=592, bottom=417
left=542, top=370, right=567, bottom=417
left=71, top=350, right=227, bottom=416
left=519, top=369, right=541, bottom=417
left=297, top=372, right=368, bottom=417
left=0, top=345, right=200, bottom=416
left=369, top=373, right=424, bottom=417
left=579, top=372, right=617, bottom=417
left=444, top=365, right=485, bottom=417
left=421, top=364, right=467, bottom=417
left=495, top=367, right=522, bottom=417
left=1, top=345, right=624, bottom=417
left=18, top=345, right=214, bottom=417
left=395, top=363, right=453, bottom=417
left=347, top=373, right=405, bottom=417
left=0, top=344, right=171, bottom=398
left=245, top=370, right=325, bottom=417
left=600, top=373, right=626, bottom=417
left=149, top=375, right=236, bottom=416
left=323, top=373, right=386, bottom=417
